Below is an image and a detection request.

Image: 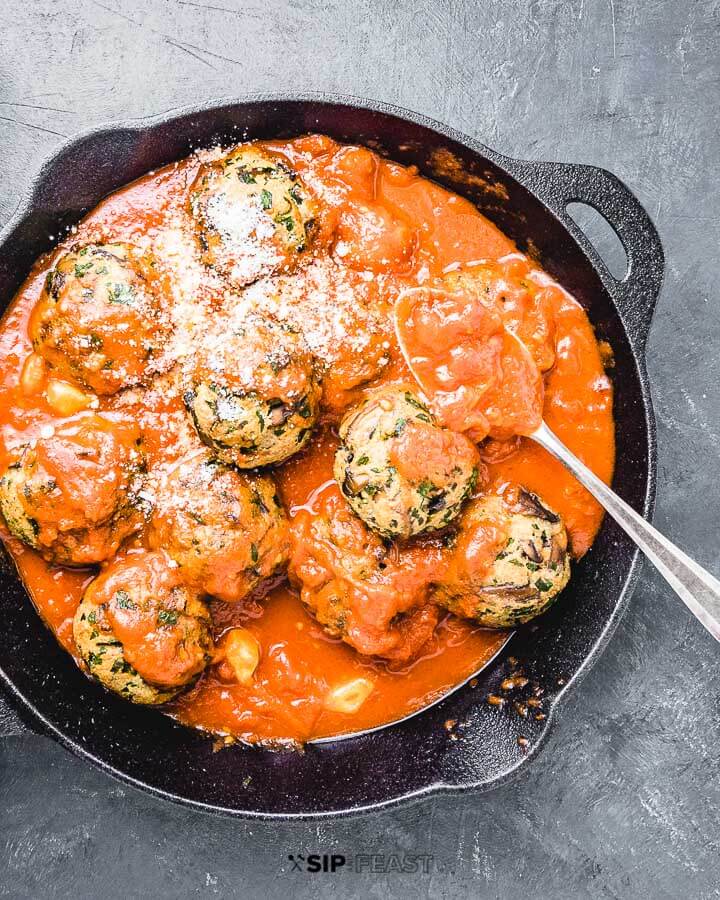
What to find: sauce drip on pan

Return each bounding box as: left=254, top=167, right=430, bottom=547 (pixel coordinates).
left=0, top=135, right=614, bottom=744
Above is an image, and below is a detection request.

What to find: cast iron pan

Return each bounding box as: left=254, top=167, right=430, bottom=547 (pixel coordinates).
left=0, top=95, right=663, bottom=818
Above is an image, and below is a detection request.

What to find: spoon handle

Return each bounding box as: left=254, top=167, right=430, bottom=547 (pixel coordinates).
left=532, top=421, right=720, bottom=642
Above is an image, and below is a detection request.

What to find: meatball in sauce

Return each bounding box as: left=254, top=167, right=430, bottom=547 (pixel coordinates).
left=74, top=549, right=213, bottom=704
left=29, top=243, right=169, bottom=395
left=0, top=413, right=145, bottom=567
left=148, top=450, right=289, bottom=603
left=288, top=482, right=443, bottom=662
left=183, top=312, right=321, bottom=468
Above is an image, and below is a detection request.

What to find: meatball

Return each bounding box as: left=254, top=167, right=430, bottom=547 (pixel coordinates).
left=434, top=485, right=571, bottom=628
left=0, top=415, right=146, bottom=566
left=29, top=243, right=168, bottom=395
left=148, top=450, right=290, bottom=602
left=73, top=550, right=213, bottom=705
left=183, top=313, right=320, bottom=468
left=288, top=485, right=442, bottom=662
left=334, top=387, right=483, bottom=539
left=244, top=259, right=393, bottom=414
left=189, top=145, right=317, bottom=286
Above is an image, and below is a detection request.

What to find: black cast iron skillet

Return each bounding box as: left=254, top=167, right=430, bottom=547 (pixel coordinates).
left=0, top=95, right=662, bottom=818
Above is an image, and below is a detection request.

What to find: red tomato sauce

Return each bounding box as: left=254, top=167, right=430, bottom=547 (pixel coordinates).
left=0, top=136, right=614, bottom=744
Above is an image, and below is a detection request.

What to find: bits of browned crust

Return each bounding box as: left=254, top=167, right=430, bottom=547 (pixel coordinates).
left=500, top=675, right=530, bottom=692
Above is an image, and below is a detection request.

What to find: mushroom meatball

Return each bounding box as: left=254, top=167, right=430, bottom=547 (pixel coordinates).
left=73, top=550, right=213, bottom=705
left=29, top=243, right=168, bottom=395
left=334, top=387, right=483, bottom=539
left=183, top=313, right=320, bottom=468
left=288, top=485, right=442, bottom=662
left=244, top=260, right=393, bottom=414
left=0, top=415, right=146, bottom=566
left=189, top=145, right=317, bottom=286
left=148, top=450, right=290, bottom=602
left=433, top=485, right=571, bottom=628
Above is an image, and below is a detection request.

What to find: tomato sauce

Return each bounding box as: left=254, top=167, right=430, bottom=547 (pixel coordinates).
left=0, top=136, right=614, bottom=744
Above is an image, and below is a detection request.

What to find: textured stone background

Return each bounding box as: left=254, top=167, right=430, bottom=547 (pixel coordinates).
left=1, top=1, right=719, bottom=897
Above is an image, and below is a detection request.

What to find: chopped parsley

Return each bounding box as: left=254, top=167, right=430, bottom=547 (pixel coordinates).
left=417, top=479, right=436, bottom=498
left=73, top=261, right=94, bottom=278
left=392, top=418, right=407, bottom=436
left=107, top=282, right=135, bottom=305
left=278, top=214, right=295, bottom=233
left=113, top=590, right=135, bottom=610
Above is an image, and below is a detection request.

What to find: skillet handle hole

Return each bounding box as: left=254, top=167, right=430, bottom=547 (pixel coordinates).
left=565, top=201, right=628, bottom=281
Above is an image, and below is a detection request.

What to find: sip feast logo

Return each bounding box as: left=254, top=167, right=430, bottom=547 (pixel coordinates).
left=287, top=852, right=435, bottom=874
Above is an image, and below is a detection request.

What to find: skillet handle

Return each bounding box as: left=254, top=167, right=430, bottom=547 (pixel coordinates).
left=507, top=160, right=664, bottom=350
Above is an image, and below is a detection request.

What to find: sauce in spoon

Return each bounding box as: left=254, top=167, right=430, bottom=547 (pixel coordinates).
left=394, top=284, right=544, bottom=441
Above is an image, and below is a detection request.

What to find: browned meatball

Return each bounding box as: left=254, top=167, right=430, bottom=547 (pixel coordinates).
left=288, top=485, right=442, bottom=662
left=73, top=549, right=213, bottom=704
left=29, top=243, right=169, bottom=395
left=183, top=313, right=320, bottom=468
left=433, top=485, right=571, bottom=628
left=244, top=261, right=394, bottom=414
left=189, top=145, right=317, bottom=287
left=148, top=450, right=290, bottom=602
left=334, top=386, right=482, bottom=539
left=0, top=415, right=146, bottom=566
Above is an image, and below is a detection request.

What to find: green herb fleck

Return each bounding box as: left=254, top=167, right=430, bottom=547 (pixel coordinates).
left=114, top=590, right=135, bottom=610
left=107, top=282, right=135, bottom=305
left=392, top=418, right=407, bottom=436
left=278, top=214, right=295, bottom=233
left=417, top=479, right=435, bottom=498
left=74, top=261, right=94, bottom=278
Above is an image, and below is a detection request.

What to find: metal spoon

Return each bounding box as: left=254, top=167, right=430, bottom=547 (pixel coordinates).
left=532, top=420, right=720, bottom=642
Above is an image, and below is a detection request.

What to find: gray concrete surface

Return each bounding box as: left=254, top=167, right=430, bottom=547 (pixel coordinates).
left=1, top=0, right=719, bottom=897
